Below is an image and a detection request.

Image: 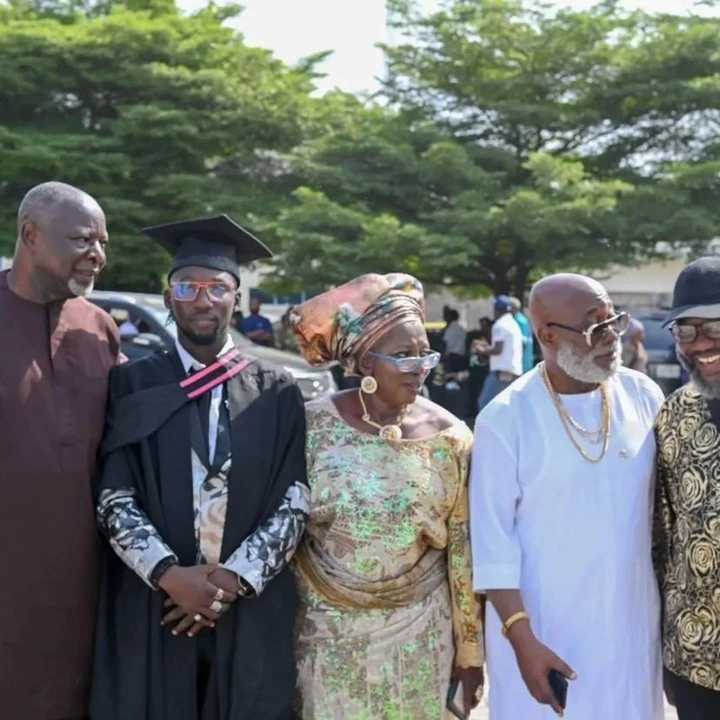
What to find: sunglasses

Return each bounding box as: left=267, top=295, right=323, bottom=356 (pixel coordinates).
left=546, top=312, right=630, bottom=347
left=671, top=320, right=720, bottom=344
left=367, top=350, right=441, bottom=374
left=170, top=281, right=235, bottom=303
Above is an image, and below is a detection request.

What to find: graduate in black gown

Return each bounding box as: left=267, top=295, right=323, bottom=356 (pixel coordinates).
left=92, top=215, right=309, bottom=720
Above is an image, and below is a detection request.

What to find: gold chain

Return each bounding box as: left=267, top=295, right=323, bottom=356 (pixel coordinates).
left=553, top=401, right=606, bottom=445
left=540, top=363, right=611, bottom=464
left=558, top=404, right=605, bottom=437
left=358, top=390, right=409, bottom=441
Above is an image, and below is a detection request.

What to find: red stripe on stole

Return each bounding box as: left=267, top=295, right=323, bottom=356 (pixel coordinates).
left=185, top=358, right=252, bottom=400
left=179, top=348, right=241, bottom=389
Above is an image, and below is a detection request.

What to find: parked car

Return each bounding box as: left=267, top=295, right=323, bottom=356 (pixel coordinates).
left=633, top=310, right=683, bottom=396
left=89, top=291, right=336, bottom=401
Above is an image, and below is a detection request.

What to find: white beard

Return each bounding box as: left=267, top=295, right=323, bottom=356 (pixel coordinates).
left=556, top=340, right=621, bottom=384
left=67, top=277, right=94, bottom=297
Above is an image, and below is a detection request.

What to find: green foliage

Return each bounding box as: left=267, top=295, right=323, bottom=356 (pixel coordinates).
left=0, top=0, right=315, bottom=289
left=2, top=0, right=720, bottom=296
left=266, top=0, right=720, bottom=296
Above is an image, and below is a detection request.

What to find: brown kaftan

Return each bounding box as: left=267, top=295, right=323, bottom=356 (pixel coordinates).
left=0, top=270, right=120, bottom=719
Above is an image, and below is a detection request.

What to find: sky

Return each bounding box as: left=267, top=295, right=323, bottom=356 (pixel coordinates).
left=178, top=0, right=713, bottom=94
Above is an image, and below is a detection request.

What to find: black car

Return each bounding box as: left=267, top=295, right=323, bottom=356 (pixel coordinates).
left=633, top=311, right=683, bottom=396
left=89, top=290, right=336, bottom=402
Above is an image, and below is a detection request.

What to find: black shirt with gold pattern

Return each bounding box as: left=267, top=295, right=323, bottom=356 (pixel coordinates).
left=653, top=386, right=720, bottom=691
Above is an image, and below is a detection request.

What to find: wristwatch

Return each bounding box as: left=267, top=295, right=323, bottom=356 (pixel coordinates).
left=237, top=575, right=254, bottom=598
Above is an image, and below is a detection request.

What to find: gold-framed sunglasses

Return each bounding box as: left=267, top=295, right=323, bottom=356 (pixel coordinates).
left=546, top=312, right=630, bottom=347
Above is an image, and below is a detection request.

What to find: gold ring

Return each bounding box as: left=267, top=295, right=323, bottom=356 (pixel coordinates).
left=193, top=614, right=202, bottom=622
left=214, top=588, right=225, bottom=602
left=209, top=600, right=223, bottom=613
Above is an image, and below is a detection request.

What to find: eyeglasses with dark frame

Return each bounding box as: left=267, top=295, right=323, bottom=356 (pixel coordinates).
left=546, top=312, right=630, bottom=347
left=367, top=350, right=441, bottom=374
left=671, top=320, right=720, bottom=344
left=170, top=281, right=235, bottom=303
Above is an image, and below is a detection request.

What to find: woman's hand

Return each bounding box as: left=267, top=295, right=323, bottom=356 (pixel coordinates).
left=451, top=665, right=484, bottom=715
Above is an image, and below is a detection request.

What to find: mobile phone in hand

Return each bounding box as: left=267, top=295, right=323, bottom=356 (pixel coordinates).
left=548, top=669, right=568, bottom=709
left=446, top=677, right=467, bottom=719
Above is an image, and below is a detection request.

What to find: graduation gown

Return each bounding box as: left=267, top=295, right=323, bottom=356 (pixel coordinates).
left=91, top=348, right=306, bottom=720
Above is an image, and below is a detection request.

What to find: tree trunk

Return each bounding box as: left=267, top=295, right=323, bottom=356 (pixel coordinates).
left=512, top=264, right=533, bottom=302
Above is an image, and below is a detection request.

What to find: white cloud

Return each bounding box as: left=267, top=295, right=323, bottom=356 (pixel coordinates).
left=180, top=0, right=389, bottom=94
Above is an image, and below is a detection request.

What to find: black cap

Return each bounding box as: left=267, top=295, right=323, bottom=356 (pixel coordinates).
left=143, top=214, right=273, bottom=283
left=663, top=256, right=720, bottom=326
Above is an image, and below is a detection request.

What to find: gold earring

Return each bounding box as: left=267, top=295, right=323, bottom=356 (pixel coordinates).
left=361, top=376, right=378, bottom=394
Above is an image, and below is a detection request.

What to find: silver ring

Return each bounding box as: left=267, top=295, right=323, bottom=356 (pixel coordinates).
left=209, top=600, right=224, bottom=613
left=193, top=614, right=202, bottom=622
left=214, top=588, right=225, bottom=602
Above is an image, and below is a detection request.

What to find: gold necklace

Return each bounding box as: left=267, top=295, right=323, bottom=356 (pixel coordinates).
left=358, top=390, right=409, bottom=441
left=554, top=402, right=606, bottom=445
left=540, top=363, right=611, bottom=464
left=558, top=405, right=605, bottom=437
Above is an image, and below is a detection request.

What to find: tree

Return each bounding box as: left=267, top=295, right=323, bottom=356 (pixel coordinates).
left=266, top=0, right=720, bottom=297
left=0, top=0, right=316, bottom=289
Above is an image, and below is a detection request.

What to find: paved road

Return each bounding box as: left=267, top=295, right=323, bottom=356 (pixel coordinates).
left=470, top=697, right=678, bottom=719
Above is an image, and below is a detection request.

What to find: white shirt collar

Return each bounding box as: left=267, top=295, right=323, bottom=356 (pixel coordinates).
left=175, top=335, right=235, bottom=374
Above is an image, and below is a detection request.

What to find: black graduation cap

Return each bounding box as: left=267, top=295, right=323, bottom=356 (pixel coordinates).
left=143, top=214, right=273, bottom=283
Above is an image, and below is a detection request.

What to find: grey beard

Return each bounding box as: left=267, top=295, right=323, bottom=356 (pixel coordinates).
left=67, top=276, right=93, bottom=297
left=556, top=340, right=621, bottom=384
left=678, top=352, right=720, bottom=399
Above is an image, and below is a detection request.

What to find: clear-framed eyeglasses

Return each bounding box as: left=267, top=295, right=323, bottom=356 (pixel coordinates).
left=366, top=350, right=441, bottom=373
left=170, top=281, right=235, bottom=303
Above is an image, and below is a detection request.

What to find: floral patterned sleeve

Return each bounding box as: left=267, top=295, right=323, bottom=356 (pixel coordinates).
left=447, top=435, right=485, bottom=669
left=223, top=481, right=310, bottom=595
left=97, top=488, right=177, bottom=589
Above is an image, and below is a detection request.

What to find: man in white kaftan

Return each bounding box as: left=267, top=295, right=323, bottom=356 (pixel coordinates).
left=470, top=273, right=665, bottom=720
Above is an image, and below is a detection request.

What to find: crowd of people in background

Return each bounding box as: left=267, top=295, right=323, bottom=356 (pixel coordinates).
left=428, top=296, right=652, bottom=426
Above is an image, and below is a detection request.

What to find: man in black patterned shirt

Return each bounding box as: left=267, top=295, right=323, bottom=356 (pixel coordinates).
left=654, top=256, right=720, bottom=719
left=92, top=215, right=309, bottom=720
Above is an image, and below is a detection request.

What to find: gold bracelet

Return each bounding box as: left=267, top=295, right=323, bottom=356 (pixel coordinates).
left=502, top=611, right=530, bottom=638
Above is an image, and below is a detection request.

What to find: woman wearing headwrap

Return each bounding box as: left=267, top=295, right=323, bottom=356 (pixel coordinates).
left=289, top=273, right=484, bottom=719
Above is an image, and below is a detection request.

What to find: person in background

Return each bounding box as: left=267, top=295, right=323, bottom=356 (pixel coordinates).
left=467, top=317, right=493, bottom=421
left=111, top=308, right=140, bottom=340
left=241, top=296, right=275, bottom=346
left=290, top=273, right=484, bottom=719
left=440, top=306, right=468, bottom=418
left=230, top=309, right=244, bottom=332
left=622, top=316, right=649, bottom=374
left=472, top=273, right=663, bottom=719
left=654, top=257, right=720, bottom=718
left=510, top=297, right=534, bottom=373
left=0, top=181, right=121, bottom=720
left=474, top=295, right=523, bottom=412
left=479, top=316, right=493, bottom=343
left=92, top=215, right=308, bottom=720
left=443, top=306, right=468, bottom=373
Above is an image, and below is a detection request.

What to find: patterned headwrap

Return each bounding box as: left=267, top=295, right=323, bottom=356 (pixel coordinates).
left=289, top=273, right=425, bottom=374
